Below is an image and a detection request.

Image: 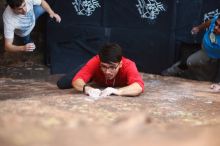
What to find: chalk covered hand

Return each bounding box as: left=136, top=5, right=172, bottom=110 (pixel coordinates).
left=86, top=88, right=102, bottom=99
left=100, top=87, right=119, bottom=97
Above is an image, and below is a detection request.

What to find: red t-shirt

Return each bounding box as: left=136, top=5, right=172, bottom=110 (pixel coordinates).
left=73, top=55, right=144, bottom=91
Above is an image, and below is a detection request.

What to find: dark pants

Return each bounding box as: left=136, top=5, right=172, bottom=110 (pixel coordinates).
left=186, top=49, right=219, bottom=81
left=14, top=34, right=32, bottom=45
left=57, top=64, right=84, bottom=89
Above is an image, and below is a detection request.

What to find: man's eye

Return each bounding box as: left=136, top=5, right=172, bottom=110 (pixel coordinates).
left=109, top=67, right=116, bottom=69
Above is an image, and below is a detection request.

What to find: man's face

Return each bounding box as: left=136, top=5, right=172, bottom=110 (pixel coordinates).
left=214, top=18, right=220, bottom=35
left=12, top=1, right=27, bottom=15
left=100, top=62, right=122, bottom=80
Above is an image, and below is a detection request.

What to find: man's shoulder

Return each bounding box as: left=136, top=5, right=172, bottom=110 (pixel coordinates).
left=3, top=6, right=11, bottom=15
left=3, top=6, right=14, bottom=22
left=122, top=57, right=135, bottom=65
left=26, top=0, right=35, bottom=5
left=121, top=57, right=137, bottom=72
left=26, top=0, right=42, bottom=6
left=89, top=55, right=100, bottom=63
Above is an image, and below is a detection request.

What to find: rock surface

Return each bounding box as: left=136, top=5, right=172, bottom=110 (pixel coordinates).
left=0, top=65, right=220, bottom=146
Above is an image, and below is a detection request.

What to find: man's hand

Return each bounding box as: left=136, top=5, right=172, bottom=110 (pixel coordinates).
left=191, top=26, right=200, bottom=35
left=86, top=88, right=102, bottom=99
left=41, top=0, right=62, bottom=23
left=100, top=87, right=119, bottom=97
left=24, top=43, right=36, bottom=52
left=50, top=13, right=61, bottom=23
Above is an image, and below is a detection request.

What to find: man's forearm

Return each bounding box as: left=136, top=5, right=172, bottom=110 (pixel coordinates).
left=5, top=43, right=25, bottom=52
left=197, top=20, right=211, bottom=31
left=72, top=78, right=95, bottom=93
left=72, top=79, right=85, bottom=92
left=72, top=78, right=99, bottom=96
left=40, top=0, right=61, bottom=23
left=117, top=82, right=143, bottom=96
left=41, top=0, right=55, bottom=16
left=4, top=38, right=36, bottom=52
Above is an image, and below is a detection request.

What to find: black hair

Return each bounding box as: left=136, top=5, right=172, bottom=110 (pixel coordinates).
left=98, top=43, right=122, bottom=64
left=6, top=0, right=24, bottom=9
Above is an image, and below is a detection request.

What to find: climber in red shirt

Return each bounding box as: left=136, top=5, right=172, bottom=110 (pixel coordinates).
left=57, top=43, right=144, bottom=97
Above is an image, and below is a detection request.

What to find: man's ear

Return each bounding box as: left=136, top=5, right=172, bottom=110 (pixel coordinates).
left=119, top=61, right=122, bottom=68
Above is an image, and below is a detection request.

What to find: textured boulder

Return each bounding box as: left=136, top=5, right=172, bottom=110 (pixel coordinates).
left=0, top=70, right=220, bottom=146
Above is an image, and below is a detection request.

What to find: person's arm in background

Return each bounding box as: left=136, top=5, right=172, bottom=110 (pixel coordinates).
left=191, top=20, right=211, bottom=34
left=4, top=38, right=35, bottom=52
left=40, top=0, right=61, bottom=22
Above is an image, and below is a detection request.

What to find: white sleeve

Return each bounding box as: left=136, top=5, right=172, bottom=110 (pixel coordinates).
left=31, top=0, right=42, bottom=5
left=4, top=24, right=14, bottom=39
left=3, top=14, right=14, bottom=39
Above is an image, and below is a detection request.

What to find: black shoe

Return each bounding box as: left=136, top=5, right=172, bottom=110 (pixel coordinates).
left=161, top=61, right=184, bottom=76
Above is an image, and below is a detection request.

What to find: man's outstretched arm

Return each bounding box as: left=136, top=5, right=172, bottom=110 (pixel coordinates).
left=117, top=82, right=143, bottom=96
left=191, top=20, right=211, bottom=34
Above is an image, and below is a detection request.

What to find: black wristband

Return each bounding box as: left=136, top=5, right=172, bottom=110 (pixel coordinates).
left=83, top=84, right=88, bottom=93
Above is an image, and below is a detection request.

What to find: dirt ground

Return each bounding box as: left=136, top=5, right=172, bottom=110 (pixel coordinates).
left=1, top=54, right=220, bottom=146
